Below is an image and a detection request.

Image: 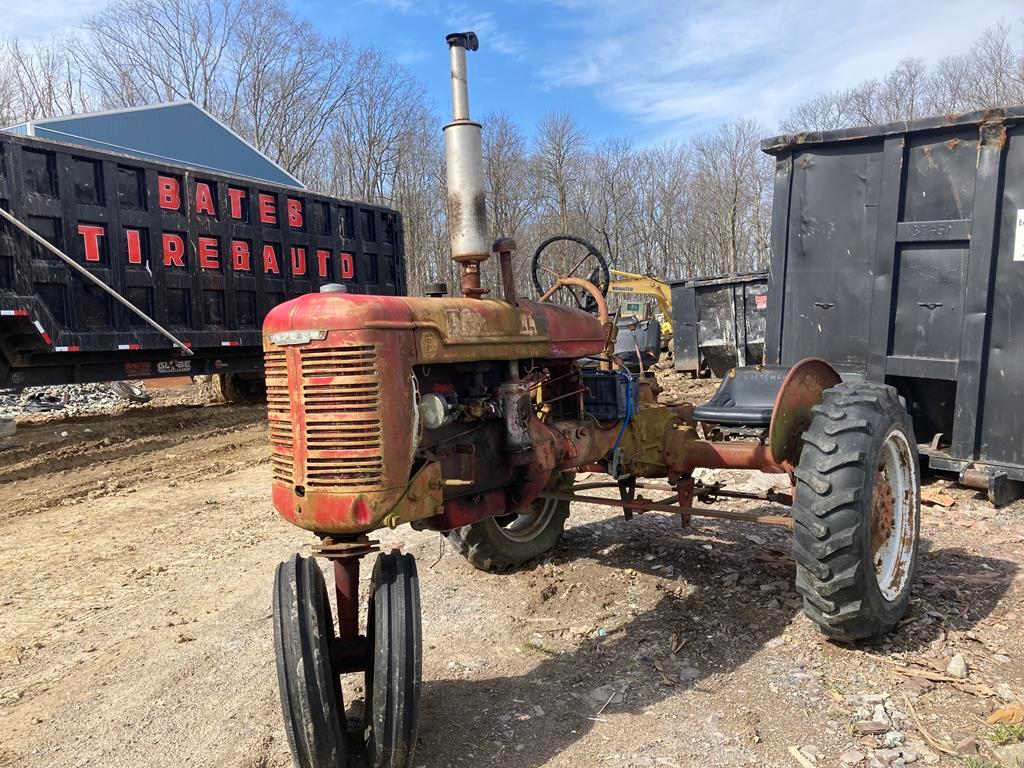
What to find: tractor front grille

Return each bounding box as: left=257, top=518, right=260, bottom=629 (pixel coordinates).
left=300, top=346, right=385, bottom=490
left=265, top=349, right=294, bottom=484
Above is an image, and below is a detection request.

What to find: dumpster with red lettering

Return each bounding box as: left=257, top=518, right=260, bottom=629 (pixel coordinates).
left=0, top=130, right=405, bottom=390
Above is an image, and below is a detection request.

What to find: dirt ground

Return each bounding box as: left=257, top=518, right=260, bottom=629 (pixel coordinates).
left=1, top=372, right=1023, bottom=768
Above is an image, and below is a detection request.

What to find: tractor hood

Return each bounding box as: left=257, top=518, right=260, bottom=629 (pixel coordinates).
left=264, top=293, right=607, bottom=363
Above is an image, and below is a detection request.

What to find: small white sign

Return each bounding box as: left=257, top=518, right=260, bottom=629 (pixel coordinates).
left=1015, top=209, right=1024, bottom=261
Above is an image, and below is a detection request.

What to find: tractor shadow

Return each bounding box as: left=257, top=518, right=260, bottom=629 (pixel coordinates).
left=403, top=511, right=1016, bottom=768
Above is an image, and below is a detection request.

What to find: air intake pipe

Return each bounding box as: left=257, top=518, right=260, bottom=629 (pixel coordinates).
left=444, top=31, right=490, bottom=299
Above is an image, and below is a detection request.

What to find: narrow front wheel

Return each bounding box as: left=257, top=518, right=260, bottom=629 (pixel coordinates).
left=272, top=554, right=348, bottom=767
left=365, top=551, right=422, bottom=768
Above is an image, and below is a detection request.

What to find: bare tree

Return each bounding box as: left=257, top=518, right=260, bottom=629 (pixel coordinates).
left=687, top=119, right=770, bottom=275
left=533, top=110, right=588, bottom=233
left=329, top=48, right=427, bottom=202
left=3, top=36, right=90, bottom=120
left=227, top=4, right=354, bottom=176
left=75, top=0, right=353, bottom=178
left=78, top=0, right=240, bottom=110
left=0, top=0, right=851, bottom=295
left=482, top=111, right=532, bottom=240
left=785, top=22, right=1024, bottom=133
left=963, top=22, right=1024, bottom=108
left=779, top=89, right=860, bottom=133
left=927, top=54, right=974, bottom=114
left=876, top=58, right=930, bottom=122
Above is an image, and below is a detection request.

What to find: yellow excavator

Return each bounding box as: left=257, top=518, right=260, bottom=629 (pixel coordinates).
left=608, top=269, right=674, bottom=346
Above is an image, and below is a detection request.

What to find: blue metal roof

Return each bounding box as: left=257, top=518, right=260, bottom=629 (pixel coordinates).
left=6, top=101, right=304, bottom=189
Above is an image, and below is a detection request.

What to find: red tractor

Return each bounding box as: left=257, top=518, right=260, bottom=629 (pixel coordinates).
left=265, top=32, right=921, bottom=768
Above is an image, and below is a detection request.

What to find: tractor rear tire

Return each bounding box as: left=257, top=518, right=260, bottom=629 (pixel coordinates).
left=273, top=554, right=348, bottom=768
left=792, top=381, right=921, bottom=642
left=447, top=495, right=570, bottom=571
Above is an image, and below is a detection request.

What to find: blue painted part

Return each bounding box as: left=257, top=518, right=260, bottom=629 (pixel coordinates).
left=6, top=102, right=303, bottom=189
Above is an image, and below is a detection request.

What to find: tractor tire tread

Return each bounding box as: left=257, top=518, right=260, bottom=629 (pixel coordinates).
left=792, top=382, right=920, bottom=643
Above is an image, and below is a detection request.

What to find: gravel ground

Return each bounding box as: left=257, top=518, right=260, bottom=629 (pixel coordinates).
left=0, top=377, right=220, bottom=422
left=0, top=383, right=134, bottom=420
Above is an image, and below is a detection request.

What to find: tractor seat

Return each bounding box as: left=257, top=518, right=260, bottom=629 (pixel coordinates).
left=692, top=366, right=788, bottom=427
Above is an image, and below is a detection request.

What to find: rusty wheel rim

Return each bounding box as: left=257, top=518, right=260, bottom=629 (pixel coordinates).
left=495, top=497, right=559, bottom=543
left=870, top=428, right=917, bottom=601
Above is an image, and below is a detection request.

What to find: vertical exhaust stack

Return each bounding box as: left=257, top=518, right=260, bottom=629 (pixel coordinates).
left=444, top=32, right=490, bottom=299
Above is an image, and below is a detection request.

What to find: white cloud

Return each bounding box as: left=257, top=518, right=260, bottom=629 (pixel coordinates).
left=538, top=0, right=1024, bottom=137
left=443, top=5, right=526, bottom=58
left=0, top=0, right=105, bottom=38
left=362, top=0, right=527, bottom=58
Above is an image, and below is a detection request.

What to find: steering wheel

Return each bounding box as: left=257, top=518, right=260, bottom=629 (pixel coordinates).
left=530, top=235, right=610, bottom=313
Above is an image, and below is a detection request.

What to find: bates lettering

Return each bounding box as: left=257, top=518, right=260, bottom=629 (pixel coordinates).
left=158, top=175, right=181, bottom=211
left=195, top=182, right=216, bottom=216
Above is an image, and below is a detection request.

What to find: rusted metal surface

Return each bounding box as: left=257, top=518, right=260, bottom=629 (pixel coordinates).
left=426, top=487, right=507, bottom=530
left=617, top=404, right=692, bottom=478
left=538, top=274, right=614, bottom=371
left=312, top=536, right=380, bottom=560
left=959, top=467, right=989, bottom=490
left=378, top=463, right=444, bottom=528
left=767, top=358, right=841, bottom=465
left=539, top=276, right=610, bottom=325
left=693, top=482, right=793, bottom=506
left=675, top=440, right=790, bottom=475
left=538, top=490, right=794, bottom=528
left=547, top=418, right=620, bottom=470
left=676, top=477, right=694, bottom=527
left=263, top=291, right=608, bottom=534
left=573, top=478, right=792, bottom=505
left=265, top=291, right=835, bottom=542
left=333, top=558, right=361, bottom=643
left=493, top=238, right=518, bottom=304
left=266, top=323, right=417, bottom=534
left=405, top=297, right=605, bottom=363
left=870, top=464, right=896, bottom=557
left=459, top=260, right=489, bottom=299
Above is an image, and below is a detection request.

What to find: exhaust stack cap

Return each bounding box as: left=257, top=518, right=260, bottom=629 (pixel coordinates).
left=320, top=283, right=348, bottom=293
left=424, top=282, right=449, bottom=298
left=446, top=31, right=478, bottom=51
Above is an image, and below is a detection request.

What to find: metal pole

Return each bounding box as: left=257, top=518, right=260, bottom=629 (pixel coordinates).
left=449, top=43, right=471, bottom=122
left=538, top=490, right=794, bottom=528
left=493, top=237, right=518, bottom=304
left=0, top=207, right=193, bottom=357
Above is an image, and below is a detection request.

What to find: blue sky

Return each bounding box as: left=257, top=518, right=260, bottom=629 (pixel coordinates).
left=4, top=0, right=1024, bottom=143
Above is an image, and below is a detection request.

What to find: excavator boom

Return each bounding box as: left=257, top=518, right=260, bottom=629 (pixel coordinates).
left=608, top=269, right=673, bottom=340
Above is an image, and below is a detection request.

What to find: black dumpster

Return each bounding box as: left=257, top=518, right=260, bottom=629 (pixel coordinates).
left=613, top=316, right=661, bottom=372
left=671, top=271, right=768, bottom=378
left=762, top=107, right=1024, bottom=501
left=0, top=131, right=406, bottom=388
